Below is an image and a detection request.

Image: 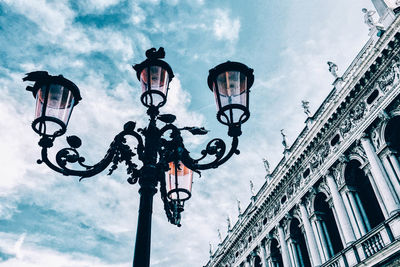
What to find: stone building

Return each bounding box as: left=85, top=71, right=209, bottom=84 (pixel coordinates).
left=205, top=1, right=400, bottom=267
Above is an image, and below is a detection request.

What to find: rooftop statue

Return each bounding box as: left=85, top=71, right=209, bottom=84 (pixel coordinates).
left=237, top=199, right=242, bottom=216
left=250, top=180, right=255, bottom=196
left=362, top=8, right=384, bottom=31
left=301, top=100, right=311, bottom=117
left=263, top=158, right=270, bottom=175
left=281, top=129, right=288, bottom=150
left=217, top=229, right=222, bottom=243
left=227, top=216, right=231, bottom=231
left=327, top=61, right=339, bottom=78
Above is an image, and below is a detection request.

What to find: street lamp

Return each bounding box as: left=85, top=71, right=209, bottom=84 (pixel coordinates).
left=23, top=47, right=254, bottom=267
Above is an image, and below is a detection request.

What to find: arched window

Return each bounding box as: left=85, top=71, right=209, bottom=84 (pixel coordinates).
left=289, top=218, right=312, bottom=267
left=270, top=238, right=283, bottom=267
left=385, top=116, right=400, bottom=149
left=344, top=160, right=385, bottom=233
left=314, top=192, right=343, bottom=259
left=383, top=116, right=400, bottom=200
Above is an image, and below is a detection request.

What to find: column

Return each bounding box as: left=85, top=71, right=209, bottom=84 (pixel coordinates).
left=267, top=257, right=274, bottom=267
left=388, top=152, right=400, bottom=182
left=341, top=190, right=362, bottom=238
left=321, top=221, right=334, bottom=257
left=347, top=190, right=367, bottom=235
left=354, top=192, right=371, bottom=231
left=325, top=175, right=356, bottom=244
left=366, top=170, right=389, bottom=217
left=299, top=202, right=322, bottom=266
left=288, top=239, right=300, bottom=267
left=330, top=204, right=345, bottom=246
left=311, top=219, right=326, bottom=262
left=315, top=217, right=331, bottom=260
left=360, top=136, right=400, bottom=216
left=381, top=154, right=400, bottom=201
left=295, top=242, right=305, bottom=267
left=260, top=240, right=269, bottom=267
left=277, top=225, right=292, bottom=267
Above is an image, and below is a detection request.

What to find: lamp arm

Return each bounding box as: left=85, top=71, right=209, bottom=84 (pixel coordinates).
left=183, top=136, right=239, bottom=171
left=37, top=121, right=145, bottom=183
left=159, top=123, right=240, bottom=171
left=40, top=145, right=115, bottom=178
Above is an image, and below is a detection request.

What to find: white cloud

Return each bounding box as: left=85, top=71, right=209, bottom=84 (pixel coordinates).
left=79, top=0, right=121, bottom=13
left=14, top=233, right=26, bottom=259
left=0, top=232, right=127, bottom=267
left=3, top=0, right=74, bottom=35
left=213, top=9, right=241, bottom=42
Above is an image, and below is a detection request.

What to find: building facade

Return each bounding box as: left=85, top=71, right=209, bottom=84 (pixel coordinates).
left=205, top=1, right=400, bottom=267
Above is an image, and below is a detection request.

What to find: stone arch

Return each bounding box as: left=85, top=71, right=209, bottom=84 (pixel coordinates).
left=383, top=115, right=400, bottom=150
left=344, top=159, right=385, bottom=230
left=381, top=115, right=400, bottom=202
left=348, top=153, right=367, bottom=166
left=309, top=184, right=331, bottom=215
left=313, top=192, right=343, bottom=258
left=291, top=207, right=302, bottom=225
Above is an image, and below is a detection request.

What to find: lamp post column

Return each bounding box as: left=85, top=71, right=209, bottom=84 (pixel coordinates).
left=133, top=114, right=160, bottom=267
left=133, top=175, right=158, bottom=267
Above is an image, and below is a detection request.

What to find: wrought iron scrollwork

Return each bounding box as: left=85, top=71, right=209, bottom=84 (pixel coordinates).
left=36, top=108, right=241, bottom=227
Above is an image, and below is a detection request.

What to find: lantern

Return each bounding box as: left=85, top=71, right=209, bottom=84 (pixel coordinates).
left=207, top=61, right=254, bottom=126
left=23, top=71, right=81, bottom=137
left=133, top=47, right=174, bottom=108
left=165, top=161, right=193, bottom=202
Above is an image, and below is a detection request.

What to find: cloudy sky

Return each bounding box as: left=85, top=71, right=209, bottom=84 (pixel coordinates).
left=0, top=0, right=377, bottom=266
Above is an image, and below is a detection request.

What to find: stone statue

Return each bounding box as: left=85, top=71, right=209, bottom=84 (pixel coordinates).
left=327, top=61, right=338, bottom=78
left=237, top=199, right=242, bottom=216
left=281, top=129, right=288, bottom=150
left=263, top=158, right=270, bottom=175
left=227, top=216, right=231, bottom=231
left=301, top=100, right=311, bottom=117
left=362, top=8, right=384, bottom=31
left=250, top=180, right=255, bottom=196
left=209, top=242, right=213, bottom=256
left=217, top=229, right=222, bottom=243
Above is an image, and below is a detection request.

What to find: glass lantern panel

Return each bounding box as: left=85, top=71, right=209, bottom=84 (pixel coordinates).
left=213, top=71, right=247, bottom=124
left=140, top=66, right=170, bottom=106
left=35, top=84, right=75, bottom=134
left=166, top=161, right=193, bottom=201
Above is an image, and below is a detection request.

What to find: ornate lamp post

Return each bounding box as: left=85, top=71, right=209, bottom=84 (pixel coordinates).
left=23, top=47, right=254, bottom=267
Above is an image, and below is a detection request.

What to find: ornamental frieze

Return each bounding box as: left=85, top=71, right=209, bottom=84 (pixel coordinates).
left=350, top=102, right=366, bottom=121
left=377, top=64, right=396, bottom=90
left=319, top=141, right=331, bottom=158
left=339, top=118, right=352, bottom=136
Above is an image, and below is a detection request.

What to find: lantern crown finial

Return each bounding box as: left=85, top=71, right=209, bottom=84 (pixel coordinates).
left=145, top=47, right=165, bottom=60
left=23, top=71, right=82, bottom=103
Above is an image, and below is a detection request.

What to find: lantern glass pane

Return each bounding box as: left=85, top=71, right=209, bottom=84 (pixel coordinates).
left=213, top=71, right=247, bottom=124
left=140, top=66, right=169, bottom=106
left=166, top=161, right=193, bottom=201
left=35, top=84, right=75, bottom=134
